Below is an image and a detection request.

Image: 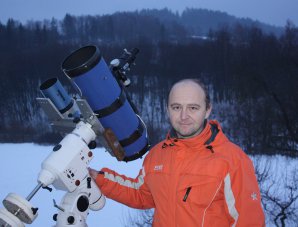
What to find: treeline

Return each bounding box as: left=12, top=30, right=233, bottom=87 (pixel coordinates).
left=0, top=9, right=297, bottom=156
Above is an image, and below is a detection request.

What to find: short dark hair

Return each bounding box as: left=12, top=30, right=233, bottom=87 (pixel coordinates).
left=168, top=78, right=211, bottom=110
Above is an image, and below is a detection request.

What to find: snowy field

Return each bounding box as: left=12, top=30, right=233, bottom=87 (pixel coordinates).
left=0, top=143, right=143, bottom=227
left=0, top=143, right=297, bottom=226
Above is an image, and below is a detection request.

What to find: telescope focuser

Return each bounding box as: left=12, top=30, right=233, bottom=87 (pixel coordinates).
left=110, top=48, right=140, bottom=87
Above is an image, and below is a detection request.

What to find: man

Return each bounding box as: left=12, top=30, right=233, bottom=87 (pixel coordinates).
left=89, top=79, right=265, bottom=226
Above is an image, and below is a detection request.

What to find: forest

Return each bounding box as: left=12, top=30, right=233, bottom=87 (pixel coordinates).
left=0, top=8, right=297, bottom=157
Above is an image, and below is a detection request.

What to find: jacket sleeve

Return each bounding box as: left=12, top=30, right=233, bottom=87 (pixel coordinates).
left=95, top=161, right=155, bottom=209
left=224, top=151, right=265, bottom=227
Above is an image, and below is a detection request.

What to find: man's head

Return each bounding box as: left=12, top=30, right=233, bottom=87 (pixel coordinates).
left=167, top=79, right=212, bottom=139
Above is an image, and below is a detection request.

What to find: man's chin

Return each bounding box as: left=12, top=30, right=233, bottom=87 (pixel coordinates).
left=177, top=130, right=198, bottom=139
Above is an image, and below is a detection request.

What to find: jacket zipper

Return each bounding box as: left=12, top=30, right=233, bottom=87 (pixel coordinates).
left=183, top=187, right=192, bottom=202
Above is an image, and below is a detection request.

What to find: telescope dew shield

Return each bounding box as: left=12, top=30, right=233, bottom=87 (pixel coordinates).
left=40, top=78, right=73, bottom=113
left=39, top=78, right=80, bottom=119
left=61, top=45, right=149, bottom=161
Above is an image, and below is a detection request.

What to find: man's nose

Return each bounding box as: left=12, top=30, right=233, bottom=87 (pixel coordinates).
left=180, top=108, right=189, bottom=119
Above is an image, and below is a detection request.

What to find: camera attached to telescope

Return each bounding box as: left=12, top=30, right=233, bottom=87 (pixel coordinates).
left=0, top=45, right=150, bottom=227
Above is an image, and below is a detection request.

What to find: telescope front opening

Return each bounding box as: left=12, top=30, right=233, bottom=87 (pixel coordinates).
left=62, top=45, right=101, bottom=78
left=40, top=78, right=58, bottom=91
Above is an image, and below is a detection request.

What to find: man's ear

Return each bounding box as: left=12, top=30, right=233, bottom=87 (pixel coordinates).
left=205, top=104, right=212, bottom=119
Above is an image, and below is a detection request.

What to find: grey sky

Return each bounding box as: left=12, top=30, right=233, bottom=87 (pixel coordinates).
left=0, top=0, right=298, bottom=27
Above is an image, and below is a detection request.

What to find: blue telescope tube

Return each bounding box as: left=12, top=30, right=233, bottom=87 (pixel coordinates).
left=40, top=78, right=74, bottom=114
left=61, top=45, right=149, bottom=161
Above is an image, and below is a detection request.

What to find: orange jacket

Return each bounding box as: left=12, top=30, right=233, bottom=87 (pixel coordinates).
left=95, top=120, right=265, bottom=227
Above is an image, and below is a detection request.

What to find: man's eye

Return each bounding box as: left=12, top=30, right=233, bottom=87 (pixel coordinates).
left=189, top=106, right=199, bottom=111
left=172, top=106, right=181, bottom=110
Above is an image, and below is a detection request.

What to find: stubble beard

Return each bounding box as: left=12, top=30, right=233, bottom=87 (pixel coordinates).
left=175, top=124, right=203, bottom=139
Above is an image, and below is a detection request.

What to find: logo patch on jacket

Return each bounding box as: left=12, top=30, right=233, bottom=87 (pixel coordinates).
left=154, top=164, right=163, bottom=171
left=251, top=192, right=258, bottom=201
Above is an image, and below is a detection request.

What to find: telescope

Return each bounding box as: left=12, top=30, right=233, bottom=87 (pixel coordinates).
left=0, top=45, right=149, bottom=226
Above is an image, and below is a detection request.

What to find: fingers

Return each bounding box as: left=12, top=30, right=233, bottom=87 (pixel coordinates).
left=88, top=167, right=98, bottom=181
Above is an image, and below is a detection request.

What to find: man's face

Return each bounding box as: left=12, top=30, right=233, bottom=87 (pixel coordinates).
left=167, top=81, right=211, bottom=139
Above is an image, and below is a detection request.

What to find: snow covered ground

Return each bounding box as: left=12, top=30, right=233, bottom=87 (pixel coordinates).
left=0, top=143, right=143, bottom=227
left=0, top=143, right=297, bottom=226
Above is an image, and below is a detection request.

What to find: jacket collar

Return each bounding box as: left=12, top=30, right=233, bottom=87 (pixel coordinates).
left=164, top=120, right=225, bottom=149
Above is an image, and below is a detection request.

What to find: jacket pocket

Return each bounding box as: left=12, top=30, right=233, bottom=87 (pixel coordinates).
left=177, top=175, right=222, bottom=208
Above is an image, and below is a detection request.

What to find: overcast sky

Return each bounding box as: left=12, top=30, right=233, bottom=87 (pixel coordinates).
left=0, top=0, right=298, bottom=27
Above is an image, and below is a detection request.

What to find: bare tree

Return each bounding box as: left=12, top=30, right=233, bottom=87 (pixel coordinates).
left=254, top=157, right=298, bottom=226
left=122, top=209, right=154, bottom=227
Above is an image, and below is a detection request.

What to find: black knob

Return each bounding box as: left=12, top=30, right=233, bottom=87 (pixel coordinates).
left=87, top=177, right=91, bottom=189
left=67, top=216, right=75, bottom=224
left=88, top=141, right=97, bottom=149
left=42, top=186, right=53, bottom=192
left=53, top=144, right=62, bottom=152
left=77, top=196, right=89, bottom=212
left=31, top=207, right=38, bottom=215
left=53, top=213, right=58, bottom=221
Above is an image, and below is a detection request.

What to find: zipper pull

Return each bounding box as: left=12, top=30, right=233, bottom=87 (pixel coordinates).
left=183, top=187, right=192, bottom=202
left=206, top=145, right=215, bottom=153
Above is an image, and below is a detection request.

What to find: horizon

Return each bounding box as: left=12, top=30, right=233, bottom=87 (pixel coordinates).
left=0, top=0, right=297, bottom=27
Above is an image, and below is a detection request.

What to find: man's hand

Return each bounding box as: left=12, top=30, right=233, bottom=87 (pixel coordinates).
left=88, top=167, right=100, bottom=181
